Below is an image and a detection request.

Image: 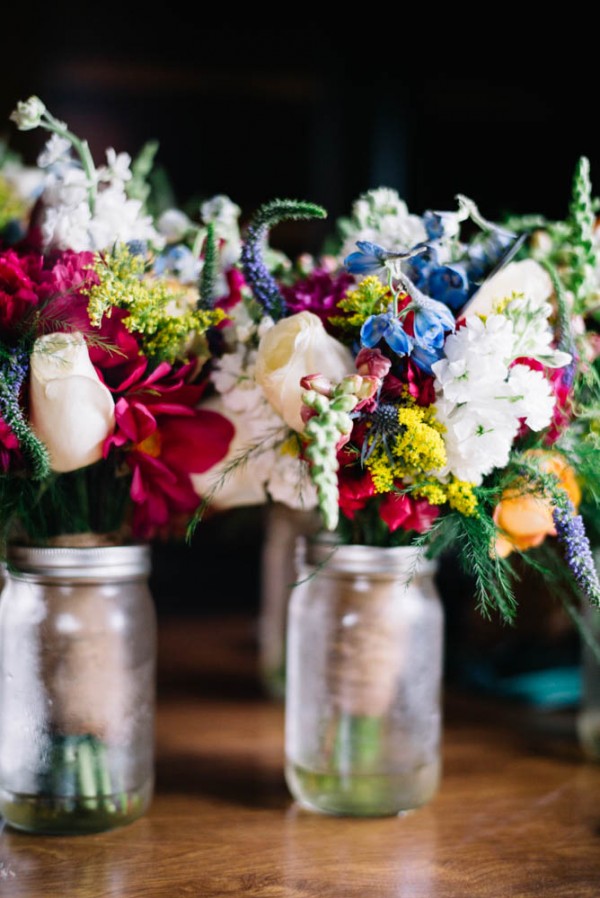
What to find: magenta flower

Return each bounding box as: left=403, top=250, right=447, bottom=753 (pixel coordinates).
left=104, top=362, right=234, bottom=538
left=281, top=269, right=354, bottom=326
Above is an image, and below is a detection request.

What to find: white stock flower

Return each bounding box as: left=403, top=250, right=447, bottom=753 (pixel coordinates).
left=157, top=209, right=194, bottom=242
left=30, top=332, right=115, bottom=473
left=433, top=312, right=559, bottom=484
left=506, top=296, right=572, bottom=368
left=1, top=161, right=45, bottom=202
left=266, top=450, right=318, bottom=510
left=101, top=148, right=132, bottom=183
left=340, top=188, right=427, bottom=263
left=39, top=161, right=163, bottom=252
left=435, top=401, right=518, bottom=484
left=464, top=259, right=553, bottom=318
left=506, top=364, right=555, bottom=431
left=255, top=311, right=355, bottom=432
left=10, top=96, right=46, bottom=130
left=37, top=134, right=72, bottom=168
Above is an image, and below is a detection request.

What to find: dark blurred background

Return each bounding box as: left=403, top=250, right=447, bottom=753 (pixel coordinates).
left=0, top=29, right=594, bottom=648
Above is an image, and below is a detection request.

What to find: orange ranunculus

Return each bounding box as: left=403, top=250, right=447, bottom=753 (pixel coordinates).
left=493, top=451, right=581, bottom=558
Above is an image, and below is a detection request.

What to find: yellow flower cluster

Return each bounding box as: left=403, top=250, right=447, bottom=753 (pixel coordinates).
left=446, top=479, right=478, bottom=516
left=329, top=276, right=392, bottom=333
left=413, top=477, right=478, bottom=516
left=84, top=247, right=225, bottom=363
left=365, top=403, right=447, bottom=493
left=0, top=175, right=27, bottom=230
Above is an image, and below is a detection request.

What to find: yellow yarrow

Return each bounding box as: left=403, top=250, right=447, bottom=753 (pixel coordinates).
left=446, top=479, right=478, bottom=516
left=328, top=276, right=392, bottom=334
left=364, top=403, right=447, bottom=492
left=413, top=480, right=448, bottom=506
left=84, top=246, right=224, bottom=363
left=0, top=174, right=27, bottom=229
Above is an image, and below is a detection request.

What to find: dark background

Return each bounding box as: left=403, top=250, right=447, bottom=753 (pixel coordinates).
left=0, top=30, right=594, bottom=638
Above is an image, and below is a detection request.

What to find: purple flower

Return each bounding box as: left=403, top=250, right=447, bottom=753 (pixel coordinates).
left=281, top=269, right=354, bottom=326
left=552, top=502, right=600, bottom=606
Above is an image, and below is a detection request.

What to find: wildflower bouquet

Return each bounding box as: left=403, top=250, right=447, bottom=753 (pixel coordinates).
left=218, top=183, right=600, bottom=815
left=214, top=185, right=596, bottom=622
left=0, top=97, right=235, bottom=549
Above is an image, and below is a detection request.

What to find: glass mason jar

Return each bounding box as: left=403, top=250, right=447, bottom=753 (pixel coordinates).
left=259, top=503, right=320, bottom=698
left=0, top=544, right=156, bottom=834
left=577, top=599, right=600, bottom=760
left=285, top=541, right=443, bottom=816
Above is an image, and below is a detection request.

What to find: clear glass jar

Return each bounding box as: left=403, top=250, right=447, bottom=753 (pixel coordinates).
left=0, top=544, right=156, bottom=834
left=259, top=503, right=319, bottom=698
left=285, top=541, right=443, bottom=816
left=577, top=600, right=600, bottom=760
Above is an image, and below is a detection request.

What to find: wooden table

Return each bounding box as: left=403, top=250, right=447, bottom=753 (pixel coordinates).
left=2, top=617, right=600, bottom=897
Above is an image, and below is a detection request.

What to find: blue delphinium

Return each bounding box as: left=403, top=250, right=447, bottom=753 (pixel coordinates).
left=358, top=260, right=455, bottom=373
left=345, top=241, right=429, bottom=278
left=552, top=501, right=600, bottom=606
left=427, top=264, right=470, bottom=311
left=361, top=312, right=413, bottom=356
left=154, top=245, right=200, bottom=285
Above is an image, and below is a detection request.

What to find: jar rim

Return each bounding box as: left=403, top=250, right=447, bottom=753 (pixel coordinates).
left=305, top=538, right=436, bottom=577
left=6, top=544, right=151, bottom=580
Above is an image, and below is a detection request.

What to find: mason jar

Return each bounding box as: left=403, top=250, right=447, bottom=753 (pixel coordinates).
left=259, top=503, right=320, bottom=698
left=577, top=599, right=600, bottom=760
left=0, top=544, right=156, bottom=834
left=285, top=541, right=443, bottom=816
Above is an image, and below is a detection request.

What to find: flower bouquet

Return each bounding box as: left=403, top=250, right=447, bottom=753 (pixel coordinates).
left=503, top=158, right=600, bottom=752
left=0, top=97, right=235, bottom=832
left=200, top=182, right=600, bottom=814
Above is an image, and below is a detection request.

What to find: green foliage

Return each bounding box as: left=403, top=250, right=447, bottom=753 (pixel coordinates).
left=569, top=156, right=597, bottom=311
left=542, top=259, right=574, bottom=354
left=198, top=222, right=217, bottom=310
left=9, top=460, right=131, bottom=545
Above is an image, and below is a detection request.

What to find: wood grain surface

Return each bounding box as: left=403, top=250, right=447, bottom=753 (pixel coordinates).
left=1, top=616, right=599, bottom=897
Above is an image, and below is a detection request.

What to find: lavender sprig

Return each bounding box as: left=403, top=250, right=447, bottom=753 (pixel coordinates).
left=241, top=199, right=327, bottom=320
left=0, top=344, right=50, bottom=480
left=553, top=500, right=600, bottom=607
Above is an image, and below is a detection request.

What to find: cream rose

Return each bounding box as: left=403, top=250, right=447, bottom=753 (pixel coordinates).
left=465, top=260, right=553, bottom=318
left=254, top=312, right=354, bottom=432
left=30, top=332, right=115, bottom=473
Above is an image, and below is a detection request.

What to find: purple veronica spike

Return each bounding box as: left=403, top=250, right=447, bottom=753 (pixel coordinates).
left=552, top=502, right=600, bottom=606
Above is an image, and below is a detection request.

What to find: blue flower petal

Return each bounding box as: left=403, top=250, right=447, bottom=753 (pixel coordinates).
left=344, top=251, right=383, bottom=275
left=411, top=344, right=443, bottom=375
left=355, top=240, right=388, bottom=259
left=383, top=319, right=413, bottom=355
left=413, top=309, right=445, bottom=350
left=427, top=264, right=470, bottom=311
left=361, top=313, right=391, bottom=347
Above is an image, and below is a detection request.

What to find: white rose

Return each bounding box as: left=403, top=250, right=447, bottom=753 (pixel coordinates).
left=254, top=311, right=355, bottom=432
left=464, top=260, right=553, bottom=318
left=30, top=332, right=115, bottom=473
